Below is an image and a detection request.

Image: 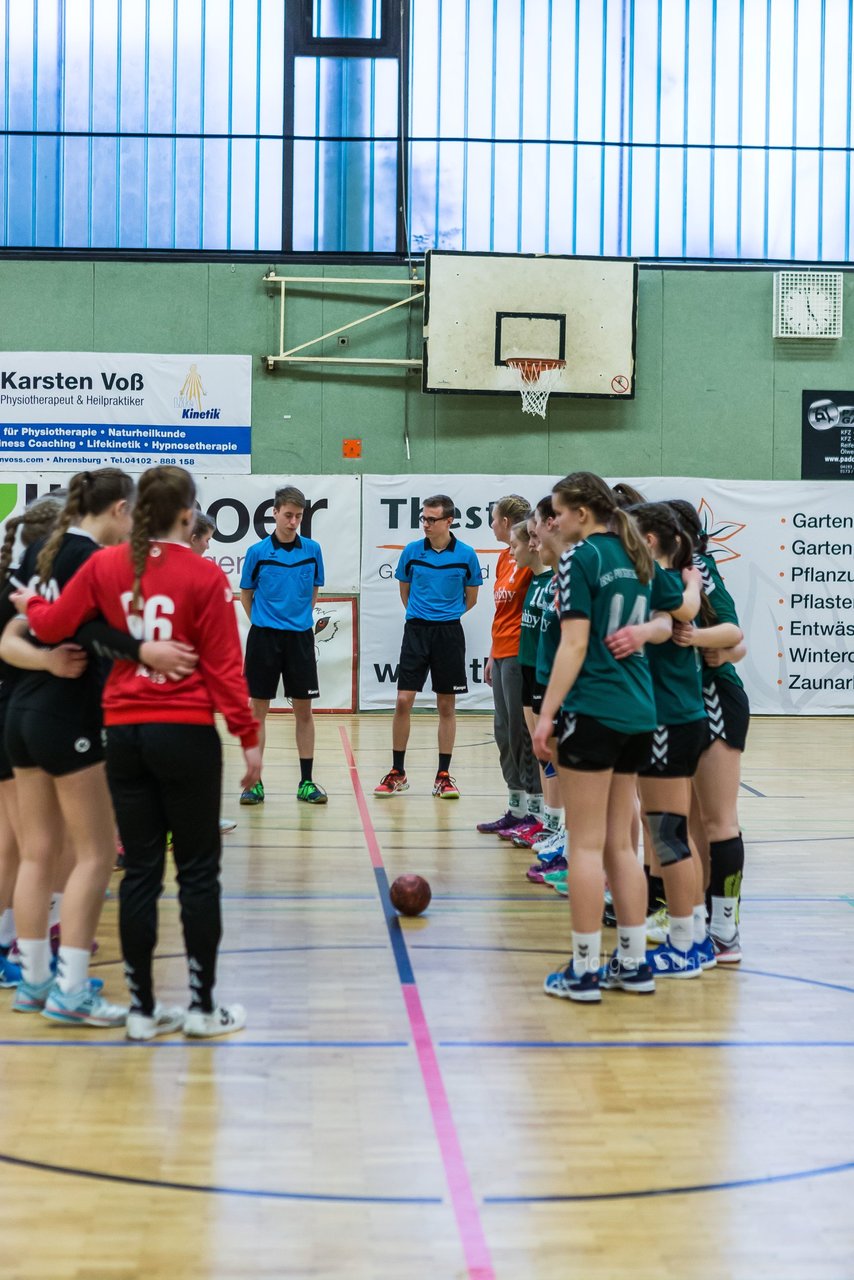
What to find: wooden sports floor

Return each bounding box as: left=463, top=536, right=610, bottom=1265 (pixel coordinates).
left=0, top=714, right=852, bottom=1280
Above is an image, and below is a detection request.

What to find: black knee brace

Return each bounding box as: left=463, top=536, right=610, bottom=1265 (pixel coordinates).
left=646, top=811, right=691, bottom=866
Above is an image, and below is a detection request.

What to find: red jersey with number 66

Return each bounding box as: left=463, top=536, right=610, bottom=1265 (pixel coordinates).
left=25, top=540, right=258, bottom=749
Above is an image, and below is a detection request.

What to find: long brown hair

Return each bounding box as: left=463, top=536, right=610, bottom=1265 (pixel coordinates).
left=628, top=502, right=693, bottom=571
left=36, top=469, right=134, bottom=585
left=0, top=491, right=67, bottom=582
left=130, top=466, right=196, bottom=609
left=552, top=471, right=654, bottom=584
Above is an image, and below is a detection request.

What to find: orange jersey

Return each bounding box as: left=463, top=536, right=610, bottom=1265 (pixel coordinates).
left=491, top=548, right=532, bottom=659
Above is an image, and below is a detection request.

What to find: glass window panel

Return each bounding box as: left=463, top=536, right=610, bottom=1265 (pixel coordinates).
left=90, top=136, right=119, bottom=248
left=818, top=152, right=847, bottom=261
left=35, top=134, right=61, bottom=246
left=7, top=1, right=36, bottom=132
left=658, top=0, right=687, bottom=145
left=146, top=136, right=176, bottom=248
left=175, top=0, right=203, bottom=133
left=62, top=5, right=93, bottom=133
left=295, top=138, right=396, bottom=251
left=117, top=136, right=145, bottom=247
left=792, top=150, right=820, bottom=260
left=822, top=0, right=852, bottom=147
left=228, top=138, right=259, bottom=248
left=767, top=0, right=796, bottom=147
left=201, top=0, right=232, bottom=133
left=173, top=137, right=203, bottom=249
left=683, top=148, right=712, bottom=258
left=6, top=137, right=35, bottom=245
left=737, top=148, right=770, bottom=260
left=259, top=0, right=285, bottom=134
left=230, top=3, right=259, bottom=135
left=739, top=0, right=769, bottom=148
left=710, top=148, right=739, bottom=258
left=765, top=150, right=795, bottom=258
left=712, top=3, right=743, bottom=147
left=118, top=1, right=147, bottom=133
left=793, top=10, right=822, bottom=147
left=257, top=138, right=284, bottom=250
left=656, top=148, right=686, bottom=258
left=145, top=0, right=177, bottom=134
left=201, top=138, right=229, bottom=249
left=313, top=0, right=381, bottom=41
left=519, top=142, right=548, bottom=253
left=90, top=0, right=120, bottom=133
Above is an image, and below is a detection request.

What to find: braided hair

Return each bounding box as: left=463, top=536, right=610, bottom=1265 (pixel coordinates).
left=0, top=491, right=67, bottom=582
left=36, top=468, right=134, bottom=585
left=552, top=471, right=654, bottom=584
left=130, top=466, right=197, bottom=610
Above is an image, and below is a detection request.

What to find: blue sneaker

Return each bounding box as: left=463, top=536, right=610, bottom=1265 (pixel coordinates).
left=42, top=980, right=127, bottom=1027
left=0, top=952, right=22, bottom=988
left=544, top=961, right=601, bottom=1003
left=692, top=936, right=718, bottom=970
left=12, top=976, right=55, bottom=1013
left=537, top=841, right=567, bottom=867
left=647, top=939, right=702, bottom=979
left=599, top=952, right=656, bottom=994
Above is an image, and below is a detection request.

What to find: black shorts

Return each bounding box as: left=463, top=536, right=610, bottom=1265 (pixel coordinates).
left=5, top=705, right=105, bottom=777
left=638, top=717, right=710, bottom=779
left=556, top=711, right=653, bottom=774
left=244, top=626, right=319, bottom=701
left=520, top=664, right=539, bottom=709
left=703, top=677, right=750, bottom=752
left=398, top=619, right=467, bottom=695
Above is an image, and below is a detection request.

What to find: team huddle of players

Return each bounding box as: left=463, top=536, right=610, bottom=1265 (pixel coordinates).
left=0, top=467, right=747, bottom=1032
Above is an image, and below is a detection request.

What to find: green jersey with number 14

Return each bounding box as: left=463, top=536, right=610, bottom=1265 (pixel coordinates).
left=557, top=532, right=657, bottom=733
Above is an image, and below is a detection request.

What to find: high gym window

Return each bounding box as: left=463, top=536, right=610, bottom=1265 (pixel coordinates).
left=0, top=1, right=851, bottom=261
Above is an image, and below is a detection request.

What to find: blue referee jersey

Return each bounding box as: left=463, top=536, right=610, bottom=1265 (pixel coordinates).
left=395, top=533, right=483, bottom=622
left=240, top=533, right=325, bottom=632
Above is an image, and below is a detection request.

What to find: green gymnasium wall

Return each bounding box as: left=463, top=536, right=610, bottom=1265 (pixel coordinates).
left=1, top=260, right=851, bottom=480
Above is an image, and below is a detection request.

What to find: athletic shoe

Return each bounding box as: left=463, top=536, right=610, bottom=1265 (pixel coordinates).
left=511, top=821, right=547, bottom=848
left=711, top=931, right=742, bottom=963
left=537, top=838, right=567, bottom=866
left=477, top=810, right=523, bottom=834
left=692, top=936, right=718, bottom=970
left=240, top=781, right=265, bottom=806
left=646, top=905, right=670, bottom=945
left=647, top=940, right=702, bottom=979
left=599, top=953, right=656, bottom=994
left=126, top=1004, right=186, bottom=1042
left=532, top=827, right=564, bottom=856
left=374, top=769, right=409, bottom=796
left=552, top=877, right=569, bottom=896
left=544, top=961, right=601, bottom=1003
left=42, top=981, right=128, bottom=1027
left=297, top=780, right=328, bottom=805
left=12, top=976, right=55, bottom=1013
left=219, top=817, right=237, bottom=834
left=527, top=854, right=567, bottom=883
left=184, top=1003, right=247, bottom=1038
left=543, top=869, right=568, bottom=888
left=0, top=953, right=22, bottom=988
left=526, top=863, right=549, bottom=884
left=432, top=772, right=460, bottom=799
left=498, top=815, right=538, bottom=841
left=114, top=842, right=126, bottom=870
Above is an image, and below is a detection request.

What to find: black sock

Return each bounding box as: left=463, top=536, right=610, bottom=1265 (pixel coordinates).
left=709, top=834, right=745, bottom=900
left=393, top=750, right=406, bottom=774
left=299, top=757, right=313, bottom=783
left=438, top=753, right=452, bottom=774
left=644, top=868, right=666, bottom=914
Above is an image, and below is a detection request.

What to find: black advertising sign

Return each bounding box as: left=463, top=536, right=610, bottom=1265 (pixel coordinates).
left=802, top=391, right=854, bottom=479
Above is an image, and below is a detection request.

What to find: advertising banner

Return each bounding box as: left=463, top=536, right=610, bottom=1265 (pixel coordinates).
left=801, top=390, right=854, bottom=479
left=362, top=475, right=854, bottom=716
left=0, top=353, right=252, bottom=472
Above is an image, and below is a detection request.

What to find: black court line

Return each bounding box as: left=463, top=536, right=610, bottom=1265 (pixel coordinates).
left=0, top=1153, right=442, bottom=1205
left=739, top=781, right=766, bottom=797
left=484, top=1159, right=854, bottom=1203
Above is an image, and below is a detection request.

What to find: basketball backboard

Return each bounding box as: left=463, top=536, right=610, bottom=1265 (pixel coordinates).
left=422, top=250, right=637, bottom=399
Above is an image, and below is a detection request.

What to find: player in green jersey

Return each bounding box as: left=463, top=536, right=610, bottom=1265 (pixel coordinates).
left=533, top=472, right=658, bottom=1004
left=606, top=502, right=708, bottom=978
left=669, top=500, right=748, bottom=964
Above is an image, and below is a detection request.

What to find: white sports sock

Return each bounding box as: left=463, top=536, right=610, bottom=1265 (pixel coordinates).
left=525, top=792, right=543, bottom=817
left=669, top=915, right=694, bottom=954
left=617, top=925, right=647, bottom=966
left=18, top=937, right=51, bottom=986
left=48, top=893, right=63, bottom=928
left=711, top=895, right=739, bottom=942
left=508, top=790, right=525, bottom=818
left=572, top=930, right=601, bottom=975
left=543, top=805, right=562, bottom=832
left=0, top=908, right=15, bottom=948
left=56, top=945, right=91, bottom=996
left=693, top=904, right=708, bottom=944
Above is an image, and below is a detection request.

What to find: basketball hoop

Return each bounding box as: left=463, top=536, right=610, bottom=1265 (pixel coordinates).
left=505, top=358, right=566, bottom=418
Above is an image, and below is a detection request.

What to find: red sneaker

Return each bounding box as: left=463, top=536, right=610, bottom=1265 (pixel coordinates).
left=432, top=771, right=460, bottom=799
left=374, top=769, right=409, bottom=796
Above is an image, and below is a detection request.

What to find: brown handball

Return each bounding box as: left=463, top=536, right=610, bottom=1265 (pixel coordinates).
left=389, top=874, right=432, bottom=917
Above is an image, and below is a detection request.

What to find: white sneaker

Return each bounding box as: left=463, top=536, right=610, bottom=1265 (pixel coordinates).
left=219, top=817, right=237, bottom=834
left=532, top=827, right=564, bottom=856
left=127, top=1004, right=186, bottom=1041
left=646, top=905, right=670, bottom=945
left=184, top=1003, right=246, bottom=1038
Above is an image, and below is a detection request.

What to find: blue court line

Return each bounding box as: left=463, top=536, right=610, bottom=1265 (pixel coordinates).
left=0, top=1153, right=442, bottom=1205
left=439, top=1039, right=854, bottom=1050
left=739, top=781, right=766, bottom=797
left=737, top=967, right=854, bottom=995
left=0, top=1039, right=408, bottom=1050
left=90, top=944, right=388, bottom=970
left=484, top=1159, right=854, bottom=1203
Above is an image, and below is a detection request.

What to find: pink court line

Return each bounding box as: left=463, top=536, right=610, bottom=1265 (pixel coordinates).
left=339, top=727, right=495, bottom=1280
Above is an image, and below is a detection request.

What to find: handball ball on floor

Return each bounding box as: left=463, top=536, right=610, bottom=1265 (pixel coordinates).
left=390, top=875, right=432, bottom=917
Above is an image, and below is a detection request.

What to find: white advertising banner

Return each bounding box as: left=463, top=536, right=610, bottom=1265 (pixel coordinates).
left=0, top=473, right=361, bottom=595
left=361, top=475, right=854, bottom=716
left=0, top=353, right=251, bottom=472
left=360, top=474, right=554, bottom=710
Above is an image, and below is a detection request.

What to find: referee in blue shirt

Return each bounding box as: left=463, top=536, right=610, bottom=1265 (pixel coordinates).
left=239, top=485, right=327, bottom=806
left=374, top=494, right=482, bottom=799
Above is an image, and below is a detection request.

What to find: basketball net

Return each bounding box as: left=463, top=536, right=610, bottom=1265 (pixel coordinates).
left=505, top=358, right=566, bottom=419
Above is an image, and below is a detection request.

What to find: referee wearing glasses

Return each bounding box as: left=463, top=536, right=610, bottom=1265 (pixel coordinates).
left=374, top=495, right=482, bottom=799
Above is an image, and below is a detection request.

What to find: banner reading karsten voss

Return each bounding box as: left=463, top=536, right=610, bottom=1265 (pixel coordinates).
left=0, top=353, right=251, bottom=472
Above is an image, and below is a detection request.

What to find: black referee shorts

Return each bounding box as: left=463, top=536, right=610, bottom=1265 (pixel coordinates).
left=244, top=626, right=319, bottom=701
left=397, top=619, right=467, bottom=695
